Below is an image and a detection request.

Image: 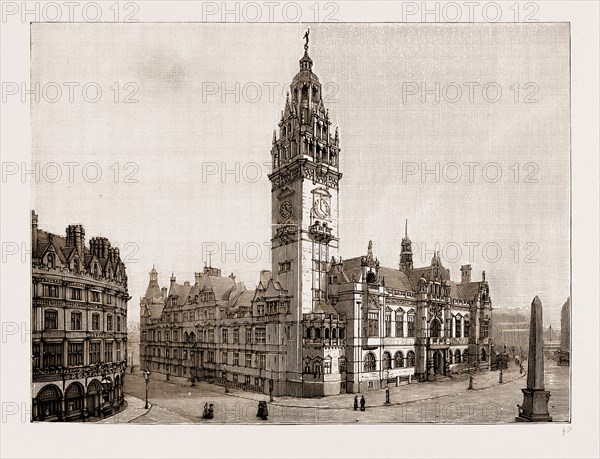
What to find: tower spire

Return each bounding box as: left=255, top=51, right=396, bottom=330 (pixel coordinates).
left=405, top=218, right=408, bottom=238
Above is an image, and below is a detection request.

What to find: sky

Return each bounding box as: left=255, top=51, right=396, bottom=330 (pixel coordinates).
left=30, top=23, right=570, bottom=327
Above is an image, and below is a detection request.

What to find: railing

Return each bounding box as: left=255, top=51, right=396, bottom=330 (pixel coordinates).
left=428, top=337, right=449, bottom=346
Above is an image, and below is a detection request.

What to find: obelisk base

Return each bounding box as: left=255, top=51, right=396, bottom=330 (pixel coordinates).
left=516, top=388, right=552, bottom=422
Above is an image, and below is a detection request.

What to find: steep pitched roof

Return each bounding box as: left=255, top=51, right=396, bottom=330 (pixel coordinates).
left=378, top=266, right=413, bottom=291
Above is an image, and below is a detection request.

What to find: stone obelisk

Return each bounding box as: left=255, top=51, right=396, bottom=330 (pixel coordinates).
left=516, top=296, right=552, bottom=422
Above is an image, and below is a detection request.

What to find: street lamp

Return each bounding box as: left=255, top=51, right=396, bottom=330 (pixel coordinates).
left=384, top=368, right=391, bottom=405
left=143, top=369, right=151, bottom=409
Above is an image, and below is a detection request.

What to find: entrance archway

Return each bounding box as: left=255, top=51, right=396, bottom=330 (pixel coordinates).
left=87, top=379, right=102, bottom=417
left=433, top=351, right=445, bottom=375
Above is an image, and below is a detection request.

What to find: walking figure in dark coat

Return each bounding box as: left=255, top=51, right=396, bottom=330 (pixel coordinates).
left=353, top=396, right=358, bottom=411
left=203, top=403, right=214, bottom=419
left=256, top=401, right=268, bottom=420
left=360, top=395, right=366, bottom=411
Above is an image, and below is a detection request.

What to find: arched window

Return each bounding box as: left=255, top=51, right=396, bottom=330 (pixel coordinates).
left=430, top=318, right=441, bottom=338
left=189, top=332, right=195, bottom=343
left=315, top=328, right=321, bottom=339
left=383, top=351, right=392, bottom=370
left=394, top=351, right=404, bottom=368
left=339, top=328, right=344, bottom=339
left=46, top=253, right=55, bottom=268
left=324, top=328, right=330, bottom=339
left=464, top=317, right=470, bottom=338
left=37, top=385, right=62, bottom=419
left=454, top=349, right=462, bottom=363
left=65, top=383, right=84, bottom=413
left=363, top=352, right=376, bottom=372
left=407, top=351, right=416, bottom=367
left=331, top=328, right=337, bottom=339
left=306, top=327, right=312, bottom=339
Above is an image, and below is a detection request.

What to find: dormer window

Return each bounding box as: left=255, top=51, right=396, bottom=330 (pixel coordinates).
left=46, top=253, right=55, bottom=268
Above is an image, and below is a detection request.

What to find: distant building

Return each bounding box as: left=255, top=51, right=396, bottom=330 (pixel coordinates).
left=140, top=37, right=493, bottom=397
left=31, top=211, right=129, bottom=421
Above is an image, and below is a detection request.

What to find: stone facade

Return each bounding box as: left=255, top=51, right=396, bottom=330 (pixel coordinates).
left=31, top=211, right=129, bottom=421
left=140, top=38, right=492, bottom=398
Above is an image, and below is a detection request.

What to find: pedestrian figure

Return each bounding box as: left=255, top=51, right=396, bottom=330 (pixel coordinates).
left=468, top=374, right=474, bottom=390
left=256, top=401, right=268, bottom=420
left=207, top=404, right=214, bottom=419
left=202, top=403, right=211, bottom=419
left=360, top=395, right=366, bottom=411
left=353, top=396, right=358, bottom=411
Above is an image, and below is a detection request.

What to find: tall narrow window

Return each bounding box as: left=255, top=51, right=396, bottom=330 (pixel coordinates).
left=71, top=312, right=82, bottom=330
left=92, top=313, right=100, bottom=331
left=367, top=312, right=379, bottom=337
left=396, top=311, right=404, bottom=337
left=44, top=310, right=58, bottom=330
left=407, top=312, right=416, bottom=337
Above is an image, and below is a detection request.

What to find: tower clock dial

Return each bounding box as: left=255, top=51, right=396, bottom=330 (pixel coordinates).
left=279, top=200, right=293, bottom=219
left=313, top=196, right=331, bottom=219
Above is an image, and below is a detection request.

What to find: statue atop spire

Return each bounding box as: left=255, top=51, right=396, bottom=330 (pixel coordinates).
left=303, top=28, right=310, bottom=50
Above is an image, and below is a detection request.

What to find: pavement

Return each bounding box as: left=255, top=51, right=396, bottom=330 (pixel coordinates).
left=95, top=395, right=151, bottom=424
left=117, top=360, right=569, bottom=424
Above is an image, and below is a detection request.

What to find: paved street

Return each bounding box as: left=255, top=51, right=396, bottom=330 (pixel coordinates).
left=123, top=360, right=569, bottom=424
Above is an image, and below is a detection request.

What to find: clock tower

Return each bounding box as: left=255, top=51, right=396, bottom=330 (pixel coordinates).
left=268, top=34, right=342, bottom=318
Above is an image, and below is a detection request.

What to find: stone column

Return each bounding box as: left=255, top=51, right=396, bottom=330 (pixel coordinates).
left=516, top=296, right=552, bottom=422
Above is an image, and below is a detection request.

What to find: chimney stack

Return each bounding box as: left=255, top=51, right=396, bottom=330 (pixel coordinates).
left=31, top=211, right=38, bottom=252
left=460, top=264, right=472, bottom=284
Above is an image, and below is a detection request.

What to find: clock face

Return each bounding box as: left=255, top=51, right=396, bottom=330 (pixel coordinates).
left=279, top=200, right=292, bottom=219
left=313, top=196, right=331, bottom=219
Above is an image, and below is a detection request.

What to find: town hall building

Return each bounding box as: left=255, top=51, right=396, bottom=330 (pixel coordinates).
left=140, top=34, right=492, bottom=398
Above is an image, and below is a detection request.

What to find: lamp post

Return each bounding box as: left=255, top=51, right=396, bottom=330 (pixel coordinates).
left=385, top=368, right=391, bottom=405
left=143, top=369, right=151, bottom=409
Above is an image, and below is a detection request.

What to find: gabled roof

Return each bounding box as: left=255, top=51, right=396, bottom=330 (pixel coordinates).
left=378, top=266, right=412, bottom=291
left=264, top=279, right=288, bottom=298
left=169, top=283, right=193, bottom=306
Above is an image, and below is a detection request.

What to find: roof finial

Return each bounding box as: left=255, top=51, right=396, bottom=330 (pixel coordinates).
left=405, top=218, right=408, bottom=238
left=303, top=28, right=310, bottom=51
